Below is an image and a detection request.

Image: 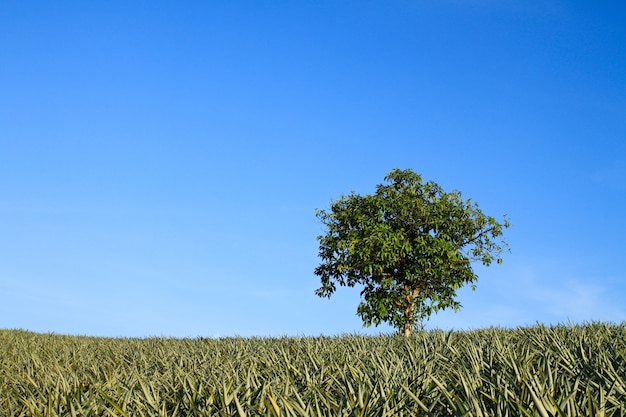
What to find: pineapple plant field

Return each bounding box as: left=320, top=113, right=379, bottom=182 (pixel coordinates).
left=1, top=322, right=624, bottom=416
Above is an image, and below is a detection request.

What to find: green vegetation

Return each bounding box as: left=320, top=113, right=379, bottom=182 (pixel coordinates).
left=315, top=168, right=509, bottom=336
left=1, top=323, right=625, bottom=416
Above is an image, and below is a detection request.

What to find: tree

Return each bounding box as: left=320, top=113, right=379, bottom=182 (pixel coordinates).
left=314, top=168, right=510, bottom=337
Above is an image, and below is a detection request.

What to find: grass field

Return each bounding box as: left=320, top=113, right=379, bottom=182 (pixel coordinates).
left=1, top=322, right=625, bottom=416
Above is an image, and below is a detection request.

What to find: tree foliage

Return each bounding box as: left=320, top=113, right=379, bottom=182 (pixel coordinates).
left=314, top=168, right=510, bottom=336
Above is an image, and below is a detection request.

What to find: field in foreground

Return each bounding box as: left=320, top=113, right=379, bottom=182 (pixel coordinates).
left=1, top=323, right=625, bottom=416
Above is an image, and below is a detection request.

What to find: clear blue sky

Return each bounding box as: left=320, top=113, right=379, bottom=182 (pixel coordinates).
left=1, top=1, right=624, bottom=337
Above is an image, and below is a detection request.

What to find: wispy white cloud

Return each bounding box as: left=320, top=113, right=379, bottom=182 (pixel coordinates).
left=490, top=263, right=624, bottom=324
left=429, top=261, right=625, bottom=330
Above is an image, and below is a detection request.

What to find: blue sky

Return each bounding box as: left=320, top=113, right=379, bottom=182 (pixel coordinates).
left=1, top=1, right=625, bottom=337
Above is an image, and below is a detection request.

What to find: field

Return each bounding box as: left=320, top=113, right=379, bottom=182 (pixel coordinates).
left=1, top=323, right=625, bottom=416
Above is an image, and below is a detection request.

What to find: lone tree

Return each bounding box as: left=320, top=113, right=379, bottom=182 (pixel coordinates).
left=314, top=168, right=510, bottom=336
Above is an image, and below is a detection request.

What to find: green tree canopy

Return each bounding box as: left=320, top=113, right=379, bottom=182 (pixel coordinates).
left=314, top=169, right=510, bottom=336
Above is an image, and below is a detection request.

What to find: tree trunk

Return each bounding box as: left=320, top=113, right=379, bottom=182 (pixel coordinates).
left=403, top=322, right=412, bottom=337
left=402, top=286, right=420, bottom=337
